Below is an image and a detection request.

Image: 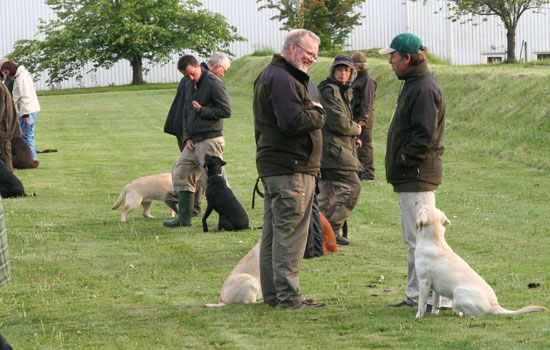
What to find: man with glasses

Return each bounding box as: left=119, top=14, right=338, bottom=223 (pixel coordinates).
left=163, top=54, right=231, bottom=227
left=253, top=29, right=326, bottom=309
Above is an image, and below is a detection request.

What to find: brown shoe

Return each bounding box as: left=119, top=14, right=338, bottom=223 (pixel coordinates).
left=291, top=299, right=326, bottom=309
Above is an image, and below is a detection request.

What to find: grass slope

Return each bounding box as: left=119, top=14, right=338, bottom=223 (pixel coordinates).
left=0, top=56, right=549, bottom=349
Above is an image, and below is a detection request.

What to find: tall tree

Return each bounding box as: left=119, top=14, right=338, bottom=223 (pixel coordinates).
left=8, top=0, right=244, bottom=86
left=415, top=0, right=550, bottom=62
left=257, top=0, right=366, bottom=50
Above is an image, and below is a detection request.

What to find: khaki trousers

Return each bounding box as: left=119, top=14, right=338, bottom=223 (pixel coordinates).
left=171, top=136, right=227, bottom=193
left=260, top=173, right=315, bottom=307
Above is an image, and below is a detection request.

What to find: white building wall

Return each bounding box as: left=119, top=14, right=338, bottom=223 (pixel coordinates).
left=1, top=0, right=549, bottom=90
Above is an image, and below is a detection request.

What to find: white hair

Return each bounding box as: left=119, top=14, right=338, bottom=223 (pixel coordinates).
left=207, top=52, right=231, bottom=70
left=282, top=29, right=321, bottom=54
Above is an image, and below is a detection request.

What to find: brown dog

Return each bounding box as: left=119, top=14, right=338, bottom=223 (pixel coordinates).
left=112, top=173, right=175, bottom=222
left=320, top=212, right=340, bottom=254
left=204, top=241, right=261, bottom=307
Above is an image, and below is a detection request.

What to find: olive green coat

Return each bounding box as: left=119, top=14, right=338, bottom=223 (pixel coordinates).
left=318, top=77, right=362, bottom=171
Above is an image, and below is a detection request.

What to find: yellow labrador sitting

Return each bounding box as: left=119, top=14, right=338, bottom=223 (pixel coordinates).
left=204, top=242, right=261, bottom=307
left=112, top=173, right=175, bottom=222
left=415, top=205, right=547, bottom=318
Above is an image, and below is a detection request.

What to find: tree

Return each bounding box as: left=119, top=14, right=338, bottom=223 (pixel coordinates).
left=8, top=0, right=244, bottom=86
left=414, top=0, right=550, bottom=62
left=257, top=0, right=366, bottom=50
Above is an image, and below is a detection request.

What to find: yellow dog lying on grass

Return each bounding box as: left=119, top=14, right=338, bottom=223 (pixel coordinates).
left=415, top=205, right=547, bottom=318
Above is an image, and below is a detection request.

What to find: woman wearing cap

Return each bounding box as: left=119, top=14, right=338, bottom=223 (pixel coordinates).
left=317, top=54, right=363, bottom=246
left=0, top=60, right=41, bottom=163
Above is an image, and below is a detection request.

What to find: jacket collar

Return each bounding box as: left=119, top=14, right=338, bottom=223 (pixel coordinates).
left=270, top=54, right=310, bottom=85
left=326, top=76, right=351, bottom=91
left=398, top=61, right=429, bottom=82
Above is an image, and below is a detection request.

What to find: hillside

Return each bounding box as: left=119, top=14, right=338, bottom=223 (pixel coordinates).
left=226, top=55, right=550, bottom=172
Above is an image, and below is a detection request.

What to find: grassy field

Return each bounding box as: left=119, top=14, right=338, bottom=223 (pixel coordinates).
left=1, top=56, right=549, bottom=349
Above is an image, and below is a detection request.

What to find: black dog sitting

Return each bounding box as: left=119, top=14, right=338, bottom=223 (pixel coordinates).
left=0, top=160, right=26, bottom=198
left=202, top=155, right=249, bottom=232
left=0, top=333, right=13, bottom=350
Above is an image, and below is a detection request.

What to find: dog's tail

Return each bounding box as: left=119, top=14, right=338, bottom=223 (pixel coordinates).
left=111, top=187, right=127, bottom=210
left=494, top=305, right=547, bottom=314
left=204, top=301, right=227, bottom=308
left=517, top=305, right=548, bottom=313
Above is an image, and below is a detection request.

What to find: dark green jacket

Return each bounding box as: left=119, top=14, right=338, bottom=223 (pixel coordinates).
left=253, top=55, right=325, bottom=177
left=318, top=77, right=362, bottom=171
left=385, top=61, right=445, bottom=192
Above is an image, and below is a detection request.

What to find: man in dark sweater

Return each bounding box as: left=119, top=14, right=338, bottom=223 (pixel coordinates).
left=163, top=55, right=231, bottom=227
left=253, top=29, right=326, bottom=309
left=379, top=33, right=451, bottom=311
left=163, top=53, right=231, bottom=217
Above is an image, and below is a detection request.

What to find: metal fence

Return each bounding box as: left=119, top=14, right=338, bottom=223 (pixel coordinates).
left=1, top=0, right=549, bottom=90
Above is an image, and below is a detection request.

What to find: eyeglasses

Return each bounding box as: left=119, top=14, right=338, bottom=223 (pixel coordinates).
left=294, top=42, right=318, bottom=62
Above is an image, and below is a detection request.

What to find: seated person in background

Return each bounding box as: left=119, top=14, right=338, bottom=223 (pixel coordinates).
left=12, top=136, right=39, bottom=169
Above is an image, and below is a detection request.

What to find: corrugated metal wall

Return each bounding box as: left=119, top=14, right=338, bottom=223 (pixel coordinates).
left=1, top=0, right=549, bottom=90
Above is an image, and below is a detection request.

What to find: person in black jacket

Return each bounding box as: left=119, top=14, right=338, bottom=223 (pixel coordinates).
left=351, top=52, right=377, bottom=181
left=379, top=33, right=451, bottom=311
left=253, top=29, right=326, bottom=309
left=163, top=55, right=231, bottom=227
left=163, top=53, right=231, bottom=217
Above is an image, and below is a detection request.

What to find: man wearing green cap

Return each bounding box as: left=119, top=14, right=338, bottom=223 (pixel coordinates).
left=379, top=33, right=450, bottom=311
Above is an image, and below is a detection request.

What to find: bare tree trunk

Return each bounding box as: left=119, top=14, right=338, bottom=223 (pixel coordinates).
left=506, top=28, right=516, bottom=63
left=130, top=56, right=143, bottom=84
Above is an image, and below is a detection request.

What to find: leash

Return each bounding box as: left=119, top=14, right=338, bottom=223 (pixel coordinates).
left=251, top=177, right=264, bottom=209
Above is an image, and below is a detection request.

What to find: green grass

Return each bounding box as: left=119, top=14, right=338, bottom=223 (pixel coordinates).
left=1, top=56, right=550, bottom=349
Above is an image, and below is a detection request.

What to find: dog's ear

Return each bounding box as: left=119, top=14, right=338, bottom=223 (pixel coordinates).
left=221, top=159, right=226, bottom=167
left=437, top=209, right=451, bottom=227
left=415, top=213, right=428, bottom=230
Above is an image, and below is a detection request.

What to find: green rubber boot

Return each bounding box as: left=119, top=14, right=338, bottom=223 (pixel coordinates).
left=163, top=191, right=193, bottom=227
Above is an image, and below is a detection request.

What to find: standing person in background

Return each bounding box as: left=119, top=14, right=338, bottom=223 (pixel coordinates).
left=317, top=54, right=363, bottom=246
left=0, top=58, right=14, bottom=94
left=163, top=53, right=231, bottom=218
left=163, top=54, right=231, bottom=228
left=1, top=60, right=40, bottom=163
left=351, top=52, right=377, bottom=181
left=379, top=33, right=451, bottom=312
left=253, top=29, right=326, bottom=309
left=0, top=81, right=20, bottom=172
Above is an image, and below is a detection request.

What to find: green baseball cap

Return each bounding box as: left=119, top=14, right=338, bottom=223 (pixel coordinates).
left=379, top=33, right=423, bottom=54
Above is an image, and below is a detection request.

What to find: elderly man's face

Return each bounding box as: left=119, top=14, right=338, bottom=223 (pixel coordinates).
left=290, top=36, right=319, bottom=73
left=212, top=64, right=228, bottom=78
